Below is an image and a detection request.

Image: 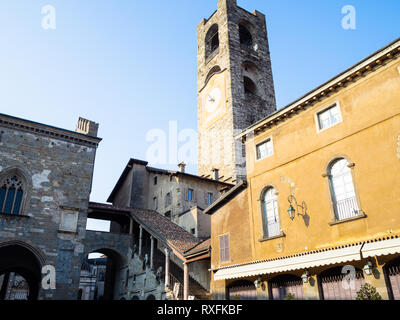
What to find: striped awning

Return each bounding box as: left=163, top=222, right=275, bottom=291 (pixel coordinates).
left=361, top=237, right=400, bottom=258
left=214, top=244, right=363, bottom=281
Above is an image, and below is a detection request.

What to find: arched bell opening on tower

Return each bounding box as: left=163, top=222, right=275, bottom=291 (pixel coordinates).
left=205, top=24, right=219, bottom=60
left=239, top=23, right=253, bottom=50
left=241, top=61, right=266, bottom=100
left=243, top=77, right=257, bottom=95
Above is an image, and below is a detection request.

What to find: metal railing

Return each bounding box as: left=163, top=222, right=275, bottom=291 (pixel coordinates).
left=335, top=197, right=359, bottom=221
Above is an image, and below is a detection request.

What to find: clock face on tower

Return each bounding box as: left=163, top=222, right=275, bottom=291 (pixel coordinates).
left=201, top=71, right=227, bottom=128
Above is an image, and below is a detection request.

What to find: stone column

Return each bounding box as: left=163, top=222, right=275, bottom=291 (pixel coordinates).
left=138, top=226, right=143, bottom=257
left=164, top=248, right=170, bottom=289
left=150, top=236, right=154, bottom=270
left=183, top=262, right=189, bottom=300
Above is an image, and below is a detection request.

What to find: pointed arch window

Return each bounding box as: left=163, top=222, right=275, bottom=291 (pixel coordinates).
left=329, top=158, right=359, bottom=221
left=0, top=175, right=24, bottom=215
left=261, top=187, right=280, bottom=238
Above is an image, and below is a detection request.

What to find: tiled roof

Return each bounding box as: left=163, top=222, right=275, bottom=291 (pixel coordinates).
left=185, top=238, right=211, bottom=257
left=129, top=208, right=203, bottom=254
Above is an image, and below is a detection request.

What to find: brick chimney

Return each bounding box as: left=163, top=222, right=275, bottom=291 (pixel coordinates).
left=178, top=162, right=186, bottom=173
left=76, top=117, right=99, bottom=137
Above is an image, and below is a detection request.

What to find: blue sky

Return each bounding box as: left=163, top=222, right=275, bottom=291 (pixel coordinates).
left=0, top=0, right=399, bottom=206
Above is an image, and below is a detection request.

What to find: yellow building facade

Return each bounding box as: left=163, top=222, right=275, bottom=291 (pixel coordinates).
left=205, top=38, right=400, bottom=300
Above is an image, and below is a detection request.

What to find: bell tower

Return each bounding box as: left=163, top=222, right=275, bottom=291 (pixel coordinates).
left=197, top=0, right=276, bottom=183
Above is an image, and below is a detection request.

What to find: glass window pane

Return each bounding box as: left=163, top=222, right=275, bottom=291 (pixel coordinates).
left=4, top=187, right=15, bottom=214
left=318, top=105, right=341, bottom=130
left=12, top=189, right=23, bottom=214
left=256, top=140, right=273, bottom=160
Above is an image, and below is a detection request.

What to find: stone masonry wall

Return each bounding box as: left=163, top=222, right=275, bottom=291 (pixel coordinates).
left=0, top=116, right=99, bottom=300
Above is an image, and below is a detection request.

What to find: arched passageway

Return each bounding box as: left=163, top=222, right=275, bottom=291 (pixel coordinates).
left=0, top=243, right=43, bottom=300
left=79, top=248, right=124, bottom=300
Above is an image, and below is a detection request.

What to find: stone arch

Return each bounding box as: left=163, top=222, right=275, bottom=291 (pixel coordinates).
left=0, top=167, right=31, bottom=215
left=205, top=24, right=219, bottom=60
left=241, top=61, right=265, bottom=99
left=146, top=294, right=156, bottom=300
left=81, top=247, right=126, bottom=301
left=238, top=20, right=254, bottom=49
left=0, top=241, right=45, bottom=300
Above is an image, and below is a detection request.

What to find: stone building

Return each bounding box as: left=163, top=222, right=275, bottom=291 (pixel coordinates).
left=102, top=159, right=233, bottom=300
left=206, top=37, right=400, bottom=300
left=107, top=159, right=233, bottom=238
left=197, top=0, right=276, bottom=184
left=0, top=114, right=101, bottom=300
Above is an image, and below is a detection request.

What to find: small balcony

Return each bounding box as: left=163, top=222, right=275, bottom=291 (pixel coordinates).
left=334, top=197, right=360, bottom=221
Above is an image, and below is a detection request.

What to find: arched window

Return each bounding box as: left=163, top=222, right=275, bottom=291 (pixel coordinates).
left=0, top=174, right=25, bottom=215
left=205, top=24, right=219, bottom=60
left=239, top=24, right=253, bottom=49
left=244, top=76, right=257, bottom=95
left=328, top=158, right=359, bottom=221
left=261, top=188, right=280, bottom=238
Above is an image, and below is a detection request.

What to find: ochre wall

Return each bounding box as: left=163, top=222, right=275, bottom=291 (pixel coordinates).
left=244, top=57, right=400, bottom=261
left=210, top=55, right=400, bottom=298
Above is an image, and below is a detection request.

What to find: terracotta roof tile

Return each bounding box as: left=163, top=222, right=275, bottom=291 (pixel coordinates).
left=129, top=208, right=202, bottom=254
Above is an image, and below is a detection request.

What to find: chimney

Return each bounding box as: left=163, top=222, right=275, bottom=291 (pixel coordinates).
left=178, top=162, right=186, bottom=173
left=212, top=168, right=219, bottom=181
left=76, top=117, right=99, bottom=137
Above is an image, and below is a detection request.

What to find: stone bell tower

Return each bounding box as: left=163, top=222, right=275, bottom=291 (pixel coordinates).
left=197, top=0, right=276, bottom=183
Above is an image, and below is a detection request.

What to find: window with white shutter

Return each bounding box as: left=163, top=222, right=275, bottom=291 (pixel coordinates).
left=219, top=234, right=230, bottom=263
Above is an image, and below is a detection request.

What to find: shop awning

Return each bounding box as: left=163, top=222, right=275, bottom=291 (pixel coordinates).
left=361, top=237, right=400, bottom=259
left=214, top=244, right=363, bottom=281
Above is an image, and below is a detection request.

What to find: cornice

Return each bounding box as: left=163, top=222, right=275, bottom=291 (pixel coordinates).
left=0, top=113, right=101, bottom=148
left=238, top=38, right=400, bottom=142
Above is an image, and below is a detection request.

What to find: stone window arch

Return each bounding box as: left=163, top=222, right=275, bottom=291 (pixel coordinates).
left=260, top=186, right=281, bottom=238
left=244, top=76, right=257, bottom=95
left=242, top=61, right=265, bottom=99
left=0, top=169, right=28, bottom=215
left=323, top=156, right=363, bottom=222
left=239, top=22, right=253, bottom=49
left=205, top=24, right=219, bottom=60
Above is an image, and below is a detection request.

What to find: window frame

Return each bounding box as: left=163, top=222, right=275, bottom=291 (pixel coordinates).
left=187, top=189, right=194, bottom=202
left=315, top=102, right=343, bottom=133
left=219, top=233, right=230, bottom=264
left=260, top=187, right=282, bottom=240
left=207, top=192, right=214, bottom=206
left=255, top=137, right=274, bottom=161
left=322, top=155, right=366, bottom=225
left=0, top=168, right=29, bottom=216
left=153, top=197, right=158, bottom=211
